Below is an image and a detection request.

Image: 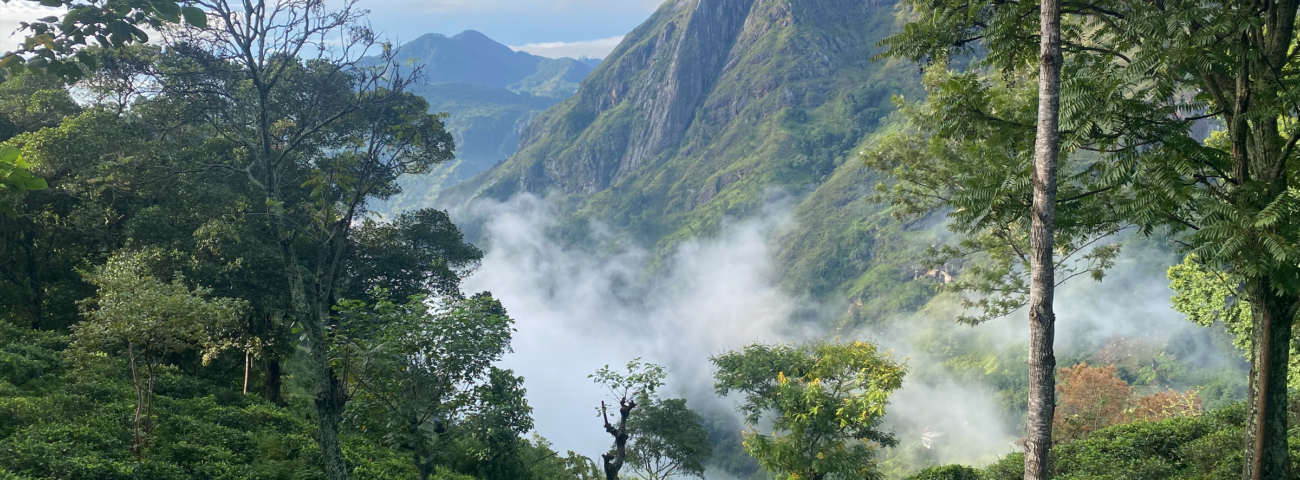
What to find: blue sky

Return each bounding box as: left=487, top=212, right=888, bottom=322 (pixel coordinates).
left=2, top=0, right=661, bottom=58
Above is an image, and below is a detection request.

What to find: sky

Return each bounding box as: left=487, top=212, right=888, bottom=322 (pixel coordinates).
left=1, top=0, right=660, bottom=58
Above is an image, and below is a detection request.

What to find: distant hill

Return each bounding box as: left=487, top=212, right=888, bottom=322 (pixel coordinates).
left=438, top=0, right=926, bottom=315
left=393, top=31, right=595, bottom=98
left=373, top=31, right=604, bottom=212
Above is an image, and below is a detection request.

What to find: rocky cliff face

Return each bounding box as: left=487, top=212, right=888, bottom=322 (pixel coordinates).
left=442, top=0, right=925, bottom=310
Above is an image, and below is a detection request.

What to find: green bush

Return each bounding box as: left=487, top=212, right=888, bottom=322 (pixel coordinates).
left=977, top=403, right=1278, bottom=480
left=907, top=464, right=982, bottom=480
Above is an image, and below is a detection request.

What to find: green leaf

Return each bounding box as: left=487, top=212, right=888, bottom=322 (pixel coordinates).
left=0, top=146, right=19, bottom=164
left=38, top=0, right=62, bottom=7
left=181, top=6, right=207, bottom=28
left=151, top=0, right=182, bottom=17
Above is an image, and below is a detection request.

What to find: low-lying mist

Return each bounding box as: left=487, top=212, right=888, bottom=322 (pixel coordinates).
left=451, top=194, right=1245, bottom=476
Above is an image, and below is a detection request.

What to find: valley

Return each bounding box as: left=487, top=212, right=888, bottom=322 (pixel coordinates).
left=0, top=0, right=1289, bottom=479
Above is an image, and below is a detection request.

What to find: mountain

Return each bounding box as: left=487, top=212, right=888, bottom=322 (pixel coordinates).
left=392, top=30, right=594, bottom=96
left=439, top=0, right=926, bottom=315
left=374, top=32, right=603, bottom=212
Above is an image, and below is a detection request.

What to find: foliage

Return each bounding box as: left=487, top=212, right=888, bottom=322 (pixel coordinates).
left=590, top=359, right=666, bottom=480
left=0, top=146, right=46, bottom=218
left=1168, top=255, right=1300, bottom=392
left=0, top=0, right=207, bottom=78
left=1167, top=256, right=1252, bottom=352
left=0, top=319, right=420, bottom=480
left=625, top=397, right=713, bottom=479
left=906, top=464, right=981, bottom=480
left=1053, top=363, right=1134, bottom=442
left=71, top=251, right=247, bottom=454
left=978, top=402, right=1290, bottom=480
left=335, top=291, right=514, bottom=479
left=1054, top=362, right=1203, bottom=443
left=456, top=367, right=534, bottom=480
left=862, top=66, right=1127, bottom=324
left=882, top=0, right=1300, bottom=471
left=345, top=208, right=484, bottom=301
left=711, top=341, right=905, bottom=480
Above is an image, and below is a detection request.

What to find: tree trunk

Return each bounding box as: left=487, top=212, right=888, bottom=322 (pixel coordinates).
left=128, top=343, right=143, bottom=459
left=264, top=357, right=284, bottom=406
left=305, top=303, right=349, bottom=480
left=22, top=234, right=44, bottom=330
left=145, top=360, right=156, bottom=442
left=275, top=234, right=349, bottom=480
left=1242, top=279, right=1295, bottom=480
left=1025, top=0, right=1062, bottom=477
left=602, top=400, right=635, bottom=480
left=243, top=351, right=252, bottom=394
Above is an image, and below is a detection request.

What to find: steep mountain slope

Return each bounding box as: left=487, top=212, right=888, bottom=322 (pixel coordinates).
left=375, top=32, right=600, bottom=212
left=441, top=0, right=925, bottom=313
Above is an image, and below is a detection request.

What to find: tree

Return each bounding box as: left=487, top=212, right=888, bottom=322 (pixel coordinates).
left=0, top=146, right=46, bottom=219
left=527, top=434, right=604, bottom=480
left=711, top=341, right=905, bottom=480
left=880, top=0, right=1300, bottom=475
left=461, top=367, right=535, bottom=480
left=155, top=1, right=455, bottom=476
left=0, top=70, right=80, bottom=141
left=69, top=251, right=245, bottom=456
left=589, top=359, right=666, bottom=480
left=344, top=208, right=484, bottom=302
left=1167, top=256, right=1300, bottom=392
left=336, top=291, right=514, bottom=480
left=1024, top=0, right=1064, bottom=474
left=625, top=397, right=713, bottom=480
left=1052, top=363, right=1131, bottom=442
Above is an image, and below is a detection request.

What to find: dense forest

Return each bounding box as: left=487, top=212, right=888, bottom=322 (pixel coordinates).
left=2, top=0, right=1300, bottom=479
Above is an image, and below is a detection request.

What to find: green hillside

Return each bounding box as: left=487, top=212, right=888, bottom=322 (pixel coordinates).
left=440, top=0, right=927, bottom=315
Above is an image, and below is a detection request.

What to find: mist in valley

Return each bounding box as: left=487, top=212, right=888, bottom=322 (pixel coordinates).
left=452, top=194, right=1246, bottom=477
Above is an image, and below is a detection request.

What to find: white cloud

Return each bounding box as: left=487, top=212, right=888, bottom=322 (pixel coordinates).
left=511, top=35, right=623, bottom=59
left=455, top=194, right=817, bottom=460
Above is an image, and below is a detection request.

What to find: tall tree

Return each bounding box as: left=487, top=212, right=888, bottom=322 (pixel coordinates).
left=1025, top=0, right=1063, bottom=475
left=880, top=0, right=1300, bottom=475
left=158, top=1, right=454, bottom=476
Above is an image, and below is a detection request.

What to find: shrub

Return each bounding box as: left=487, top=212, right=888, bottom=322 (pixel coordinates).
left=907, top=464, right=982, bottom=480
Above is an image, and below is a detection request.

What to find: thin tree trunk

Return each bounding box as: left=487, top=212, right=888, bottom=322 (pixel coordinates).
left=145, top=359, right=156, bottom=444
left=1243, top=279, right=1295, bottom=480
left=22, top=234, right=45, bottom=330
left=264, top=357, right=284, bottom=406
left=128, top=343, right=143, bottom=459
left=1025, top=0, right=1062, bottom=477
left=243, top=351, right=252, bottom=394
